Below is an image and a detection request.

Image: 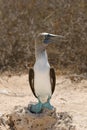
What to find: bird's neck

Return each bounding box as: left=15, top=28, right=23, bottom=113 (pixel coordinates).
left=35, top=42, right=48, bottom=61
left=35, top=49, right=48, bottom=63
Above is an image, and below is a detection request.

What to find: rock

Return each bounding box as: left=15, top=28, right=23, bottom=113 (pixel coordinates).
left=8, top=106, right=57, bottom=130
left=0, top=113, right=10, bottom=130
left=0, top=105, right=76, bottom=130
left=55, top=112, right=76, bottom=130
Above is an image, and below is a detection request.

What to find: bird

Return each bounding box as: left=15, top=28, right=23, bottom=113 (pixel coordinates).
left=29, top=32, right=64, bottom=113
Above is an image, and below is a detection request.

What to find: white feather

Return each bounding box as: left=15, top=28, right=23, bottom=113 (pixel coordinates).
left=34, top=51, right=51, bottom=103
left=40, top=32, right=58, bottom=37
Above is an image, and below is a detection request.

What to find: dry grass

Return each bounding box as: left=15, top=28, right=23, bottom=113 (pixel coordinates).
left=0, top=0, right=87, bottom=74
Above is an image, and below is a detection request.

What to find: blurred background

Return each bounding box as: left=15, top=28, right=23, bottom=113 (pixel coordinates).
left=0, top=0, right=87, bottom=75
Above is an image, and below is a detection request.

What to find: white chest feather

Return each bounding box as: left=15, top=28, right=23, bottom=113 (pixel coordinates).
left=34, top=55, right=51, bottom=103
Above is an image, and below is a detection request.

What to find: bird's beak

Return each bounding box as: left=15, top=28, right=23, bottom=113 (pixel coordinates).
left=51, top=35, right=65, bottom=44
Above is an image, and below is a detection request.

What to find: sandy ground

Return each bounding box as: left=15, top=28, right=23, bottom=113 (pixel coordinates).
left=0, top=74, right=87, bottom=130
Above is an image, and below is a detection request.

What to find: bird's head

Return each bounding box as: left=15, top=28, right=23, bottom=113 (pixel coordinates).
left=35, top=32, right=65, bottom=55
left=36, top=32, right=64, bottom=46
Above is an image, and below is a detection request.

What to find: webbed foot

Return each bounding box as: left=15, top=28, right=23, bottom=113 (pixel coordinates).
left=30, top=101, right=42, bottom=113
left=43, top=102, right=53, bottom=110
left=43, top=98, right=54, bottom=110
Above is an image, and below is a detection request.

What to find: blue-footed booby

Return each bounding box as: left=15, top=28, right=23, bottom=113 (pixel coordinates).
left=29, top=32, right=64, bottom=113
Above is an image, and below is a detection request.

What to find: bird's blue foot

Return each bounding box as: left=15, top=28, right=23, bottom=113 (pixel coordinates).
left=29, top=98, right=53, bottom=113
left=43, top=102, right=53, bottom=110
left=43, top=98, right=53, bottom=110
left=30, top=101, right=42, bottom=113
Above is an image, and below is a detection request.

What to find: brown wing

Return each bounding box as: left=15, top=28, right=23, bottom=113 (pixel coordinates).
left=29, top=68, right=37, bottom=98
left=50, top=68, right=56, bottom=94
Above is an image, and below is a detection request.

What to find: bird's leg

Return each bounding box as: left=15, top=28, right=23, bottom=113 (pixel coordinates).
left=43, top=97, right=53, bottom=110
left=30, top=98, right=43, bottom=113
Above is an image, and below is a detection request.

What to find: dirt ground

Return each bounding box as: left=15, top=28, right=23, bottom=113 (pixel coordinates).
left=0, top=74, right=87, bottom=130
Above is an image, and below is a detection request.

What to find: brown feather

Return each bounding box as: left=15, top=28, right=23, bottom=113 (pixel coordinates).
left=29, top=68, right=37, bottom=98
left=50, top=68, right=56, bottom=94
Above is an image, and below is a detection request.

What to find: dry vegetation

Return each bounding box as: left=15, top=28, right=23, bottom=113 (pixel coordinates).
left=0, top=0, right=87, bottom=74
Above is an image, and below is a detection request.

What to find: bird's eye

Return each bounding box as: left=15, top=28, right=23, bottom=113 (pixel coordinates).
left=44, top=35, right=51, bottom=44
left=45, top=34, right=50, bottom=39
